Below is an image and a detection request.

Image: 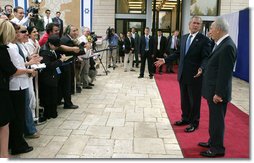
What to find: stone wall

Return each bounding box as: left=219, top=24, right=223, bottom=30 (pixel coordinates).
left=220, top=0, right=249, bottom=15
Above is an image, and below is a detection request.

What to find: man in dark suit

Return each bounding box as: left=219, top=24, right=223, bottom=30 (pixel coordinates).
left=155, top=16, right=211, bottom=132
left=154, top=29, right=167, bottom=74
left=138, top=27, right=154, bottom=79
left=57, top=25, right=79, bottom=109
left=124, top=31, right=135, bottom=72
left=199, top=17, right=237, bottom=157
left=131, top=27, right=140, bottom=68
left=52, top=11, right=64, bottom=37
left=165, top=30, right=180, bottom=73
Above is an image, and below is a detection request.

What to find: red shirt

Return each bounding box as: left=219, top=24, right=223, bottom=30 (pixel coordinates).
left=39, top=32, right=49, bottom=46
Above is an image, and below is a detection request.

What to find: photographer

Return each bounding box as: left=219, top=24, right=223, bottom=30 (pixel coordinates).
left=78, top=27, right=93, bottom=89
left=106, top=27, right=119, bottom=70
left=26, top=6, right=44, bottom=36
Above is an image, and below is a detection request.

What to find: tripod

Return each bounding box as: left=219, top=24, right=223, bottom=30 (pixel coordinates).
left=93, top=48, right=111, bottom=75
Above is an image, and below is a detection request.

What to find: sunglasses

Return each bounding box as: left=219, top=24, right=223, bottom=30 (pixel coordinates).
left=19, top=30, right=28, bottom=34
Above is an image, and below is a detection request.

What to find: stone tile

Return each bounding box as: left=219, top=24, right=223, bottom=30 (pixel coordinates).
left=158, top=129, right=174, bottom=138
left=111, top=126, right=133, bottom=139
left=134, top=122, right=157, bottom=138
left=85, top=126, right=112, bottom=138
left=113, top=139, right=133, bottom=153
left=126, top=112, right=143, bottom=122
left=58, top=135, right=89, bottom=155
left=134, top=138, right=166, bottom=154
left=81, top=114, right=108, bottom=126
left=58, top=120, right=82, bottom=130
left=40, top=128, right=72, bottom=137
left=86, top=138, right=114, bottom=146
left=37, top=141, right=65, bottom=158
left=112, top=153, right=149, bottom=158
left=149, top=154, right=183, bottom=158
left=26, top=135, right=53, bottom=147
left=106, top=118, right=125, bottom=126
left=81, top=146, right=113, bottom=158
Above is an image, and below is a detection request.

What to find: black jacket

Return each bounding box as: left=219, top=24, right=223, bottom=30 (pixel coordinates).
left=39, top=44, right=63, bottom=87
left=139, top=35, right=154, bottom=56
left=202, top=36, right=237, bottom=102
left=178, top=33, right=211, bottom=84
left=124, top=37, right=135, bottom=54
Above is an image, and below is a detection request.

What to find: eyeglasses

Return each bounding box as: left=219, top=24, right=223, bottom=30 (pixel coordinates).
left=19, top=30, right=28, bottom=34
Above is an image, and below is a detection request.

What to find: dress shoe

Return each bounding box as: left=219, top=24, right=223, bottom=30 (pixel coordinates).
left=198, top=142, right=210, bottom=148
left=89, top=83, right=94, bottom=86
left=169, top=70, right=175, bottom=73
left=159, top=71, right=162, bottom=75
left=174, top=120, right=189, bottom=126
left=11, top=146, right=33, bottom=155
left=138, top=76, right=144, bottom=78
left=130, top=69, right=135, bottom=71
left=83, top=86, right=92, bottom=89
left=25, top=132, right=40, bottom=139
left=136, top=65, right=139, bottom=68
left=200, top=150, right=225, bottom=157
left=57, top=101, right=64, bottom=105
left=108, top=65, right=112, bottom=68
left=184, top=124, right=198, bottom=132
left=149, top=76, right=153, bottom=79
left=64, top=105, right=79, bottom=109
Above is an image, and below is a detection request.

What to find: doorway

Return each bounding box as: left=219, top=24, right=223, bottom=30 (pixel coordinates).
left=115, top=19, right=146, bottom=36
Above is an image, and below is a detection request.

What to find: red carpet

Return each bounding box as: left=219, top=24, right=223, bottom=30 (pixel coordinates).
left=154, top=65, right=249, bottom=158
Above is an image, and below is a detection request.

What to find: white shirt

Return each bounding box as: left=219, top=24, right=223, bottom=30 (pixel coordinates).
left=157, top=36, right=161, bottom=50
left=7, top=43, right=29, bottom=91
left=188, top=31, right=199, bottom=45
left=171, top=35, right=177, bottom=49
left=25, top=38, right=40, bottom=55
left=132, top=33, right=135, bottom=39
left=11, top=16, right=30, bottom=27
left=215, top=34, right=229, bottom=46
left=43, top=16, right=52, bottom=29
left=78, top=35, right=88, bottom=43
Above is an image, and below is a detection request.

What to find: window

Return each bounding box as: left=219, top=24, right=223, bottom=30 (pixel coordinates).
left=116, top=0, right=146, bottom=14
left=190, top=0, right=219, bottom=16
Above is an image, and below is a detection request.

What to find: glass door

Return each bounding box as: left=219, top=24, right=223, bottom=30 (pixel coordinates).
left=116, top=19, right=146, bottom=36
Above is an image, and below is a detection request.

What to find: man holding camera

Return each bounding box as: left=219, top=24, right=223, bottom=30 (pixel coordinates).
left=106, top=28, right=119, bottom=70
left=11, top=6, right=33, bottom=27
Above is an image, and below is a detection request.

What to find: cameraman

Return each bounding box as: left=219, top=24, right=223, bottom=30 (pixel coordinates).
left=106, top=28, right=119, bottom=69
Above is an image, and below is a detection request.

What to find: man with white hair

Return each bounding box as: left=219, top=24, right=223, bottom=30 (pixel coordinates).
left=199, top=17, right=237, bottom=157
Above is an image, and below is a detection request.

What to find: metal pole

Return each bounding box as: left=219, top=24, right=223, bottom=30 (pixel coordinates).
left=176, top=0, right=181, bottom=30
left=152, top=0, right=156, bottom=36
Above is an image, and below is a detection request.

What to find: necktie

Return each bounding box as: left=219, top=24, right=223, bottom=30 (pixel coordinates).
left=185, top=35, right=193, bottom=55
left=174, top=37, right=178, bottom=50
left=16, top=44, right=26, bottom=62
left=145, top=36, right=149, bottom=50
left=212, top=44, right=217, bottom=53
left=157, top=37, right=160, bottom=50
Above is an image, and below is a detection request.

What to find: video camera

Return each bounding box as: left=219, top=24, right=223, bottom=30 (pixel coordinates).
left=106, top=27, right=114, bottom=39
left=27, top=6, right=39, bottom=17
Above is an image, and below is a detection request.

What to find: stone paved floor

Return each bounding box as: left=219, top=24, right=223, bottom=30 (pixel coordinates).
left=14, top=63, right=249, bottom=159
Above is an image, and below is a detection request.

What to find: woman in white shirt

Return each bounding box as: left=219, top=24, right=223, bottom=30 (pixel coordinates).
left=7, top=23, right=39, bottom=155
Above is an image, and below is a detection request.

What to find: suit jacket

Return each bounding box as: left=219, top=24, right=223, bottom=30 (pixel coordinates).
left=52, top=17, right=64, bottom=36
left=132, top=32, right=140, bottom=53
left=166, top=35, right=180, bottom=55
left=202, top=36, right=236, bottom=102
left=139, top=35, right=154, bottom=56
left=154, top=35, right=167, bottom=55
left=39, top=45, right=62, bottom=87
left=124, top=37, right=135, bottom=54
left=178, top=33, right=211, bottom=84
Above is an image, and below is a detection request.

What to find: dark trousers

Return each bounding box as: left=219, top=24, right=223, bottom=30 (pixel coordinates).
left=207, top=100, right=227, bottom=154
left=140, top=51, right=154, bottom=77
left=155, top=49, right=164, bottom=73
left=58, top=64, right=73, bottom=107
left=40, top=84, right=58, bottom=118
left=134, top=50, right=139, bottom=67
left=179, top=80, right=202, bottom=127
left=9, top=89, right=29, bottom=150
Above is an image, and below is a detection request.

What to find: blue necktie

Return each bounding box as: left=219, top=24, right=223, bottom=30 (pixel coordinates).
left=145, top=36, right=149, bottom=50
left=185, top=35, right=193, bottom=55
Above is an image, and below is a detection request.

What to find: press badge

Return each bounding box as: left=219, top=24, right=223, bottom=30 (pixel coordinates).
left=56, top=67, right=61, bottom=74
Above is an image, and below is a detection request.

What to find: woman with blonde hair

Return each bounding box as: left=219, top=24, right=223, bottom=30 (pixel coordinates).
left=0, top=20, right=35, bottom=157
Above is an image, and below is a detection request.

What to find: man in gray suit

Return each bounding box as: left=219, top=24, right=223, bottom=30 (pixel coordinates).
left=199, top=17, right=237, bottom=157
left=131, top=27, right=140, bottom=68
